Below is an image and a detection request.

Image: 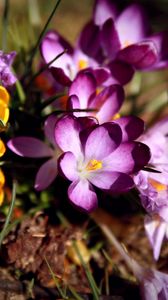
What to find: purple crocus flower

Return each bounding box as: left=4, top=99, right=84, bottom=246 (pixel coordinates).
left=144, top=215, right=168, bottom=261
left=101, top=223, right=168, bottom=300
left=40, top=30, right=107, bottom=87
left=55, top=115, right=150, bottom=212
left=7, top=115, right=61, bottom=191
left=0, top=51, right=17, bottom=87
left=134, top=117, right=168, bottom=260
left=67, top=71, right=145, bottom=140
left=40, top=28, right=134, bottom=86
left=91, top=1, right=168, bottom=71
left=67, top=71, right=124, bottom=124
left=134, top=117, right=168, bottom=222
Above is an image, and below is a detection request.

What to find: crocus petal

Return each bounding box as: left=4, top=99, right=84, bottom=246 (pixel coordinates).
left=150, top=31, right=168, bottom=61
left=114, top=116, right=145, bottom=141
left=0, top=51, right=16, bottom=66
left=117, top=42, right=158, bottom=69
left=41, top=31, right=73, bottom=70
left=144, top=215, right=167, bottom=261
left=67, top=95, right=88, bottom=118
left=68, top=179, right=98, bottom=212
left=108, top=60, right=134, bottom=85
left=7, top=137, right=54, bottom=157
left=78, top=21, right=103, bottom=62
left=59, top=152, right=78, bottom=181
left=40, top=31, right=73, bottom=85
left=140, top=270, right=168, bottom=300
left=50, top=67, right=72, bottom=86
left=69, top=72, right=96, bottom=108
left=0, top=51, right=17, bottom=87
left=116, top=4, right=149, bottom=46
left=93, top=0, right=117, bottom=25
left=55, top=115, right=82, bottom=158
left=103, top=142, right=150, bottom=173
left=35, top=157, right=58, bottom=191
left=101, top=19, right=121, bottom=59
left=84, top=123, right=122, bottom=161
left=88, top=67, right=111, bottom=85
left=90, top=84, right=124, bottom=124
left=44, top=114, right=58, bottom=146
left=89, top=171, right=134, bottom=192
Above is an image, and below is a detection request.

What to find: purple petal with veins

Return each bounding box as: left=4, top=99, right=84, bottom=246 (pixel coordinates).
left=89, top=170, right=134, bottom=192
left=69, top=72, right=96, bottom=108
left=68, top=179, right=98, bottom=212
left=59, top=151, right=78, bottom=181
left=55, top=115, right=82, bottom=158
left=84, top=123, right=122, bottom=160
left=103, top=142, right=150, bottom=173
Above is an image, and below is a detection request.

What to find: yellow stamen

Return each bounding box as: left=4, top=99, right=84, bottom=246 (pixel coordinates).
left=96, top=87, right=103, bottom=95
left=0, top=140, right=6, bottom=157
left=149, top=178, right=167, bottom=192
left=123, top=40, right=131, bottom=48
left=0, top=86, right=10, bottom=105
left=78, top=59, right=88, bottom=70
left=86, top=159, right=102, bottom=171
left=112, top=113, right=120, bottom=120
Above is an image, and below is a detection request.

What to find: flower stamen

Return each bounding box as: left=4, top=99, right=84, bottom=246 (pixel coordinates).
left=86, top=159, right=102, bottom=171
left=149, top=178, right=167, bottom=192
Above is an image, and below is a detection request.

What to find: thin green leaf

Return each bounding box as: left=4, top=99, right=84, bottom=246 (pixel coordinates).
left=72, top=240, right=100, bottom=300
left=44, top=256, right=67, bottom=299
left=26, top=0, right=62, bottom=71
left=39, top=92, right=65, bottom=111
left=68, top=286, right=84, bottom=300
left=27, top=49, right=67, bottom=87
left=0, top=180, right=17, bottom=247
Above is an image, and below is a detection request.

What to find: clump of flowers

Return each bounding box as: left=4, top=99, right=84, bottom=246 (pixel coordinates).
left=1, top=0, right=168, bottom=298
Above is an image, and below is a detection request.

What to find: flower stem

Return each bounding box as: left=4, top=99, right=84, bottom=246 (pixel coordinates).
left=0, top=180, right=17, bottom=247
left=25, top=0, right=62, bottom=74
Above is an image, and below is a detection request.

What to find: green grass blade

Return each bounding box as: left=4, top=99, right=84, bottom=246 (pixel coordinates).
left=44, top=256, right=67, bottom=299
left=27, top=0, right=62, bottom=71
left=68, top=286, right=84, bottom=300
left=0, top=180, right=17, bottom=247
left=27, top=49, right=67, bottom=87
left=72, top=240, right=100, bottom=300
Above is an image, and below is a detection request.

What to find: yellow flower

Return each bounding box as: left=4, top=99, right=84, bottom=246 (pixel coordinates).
left=0, top=168, right=5, bottom=206
left=0, top=86, right=10, bottom=106
left=0, top=139, right=6, bottom=157
left=0, top=86, right=10, bottom=126
left=0, top=86, right=10, bottom=205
